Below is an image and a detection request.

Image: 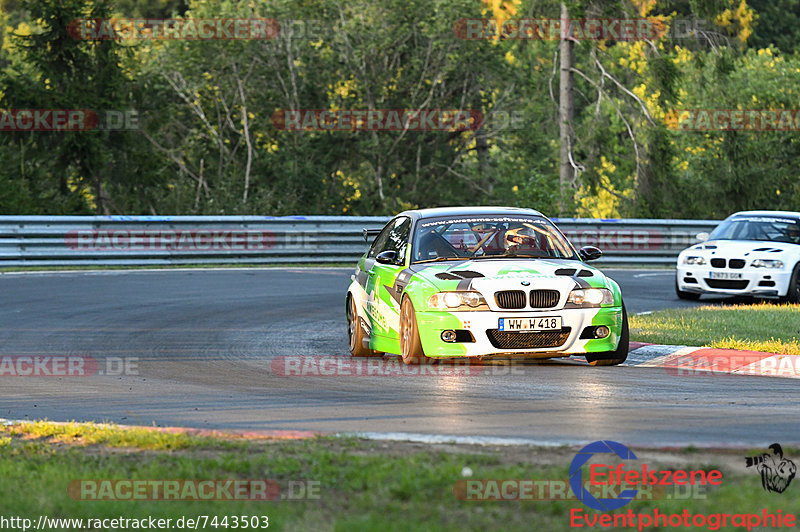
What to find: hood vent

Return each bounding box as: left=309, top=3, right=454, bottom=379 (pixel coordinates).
left=435, top=270, right=485, bottom=281
left=455, top=270, right=484, bottom=278
left=753, top=247, right=784, bottom=253
left=555, top=268, right=593, bottom=277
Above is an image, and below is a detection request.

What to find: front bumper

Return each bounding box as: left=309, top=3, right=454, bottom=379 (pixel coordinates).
left=676, top=266, right=792, bottom=297
left=414, top=306, right=623, bottom=359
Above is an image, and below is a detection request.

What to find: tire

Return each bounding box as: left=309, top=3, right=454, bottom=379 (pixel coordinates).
left=585, top=304, right=629, bottom=366
left=399, top=297, right=435, bottom=365
left=784, top=263, right=800, bottom=304
left=347, top=295, right=381, bottom=357
left=675, top=277, right=701, bottom=301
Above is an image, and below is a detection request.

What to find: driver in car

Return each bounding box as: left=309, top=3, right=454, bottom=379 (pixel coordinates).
left=502, top=226, right=539, bottom=255
left=785, top=223, right=800, bottom=244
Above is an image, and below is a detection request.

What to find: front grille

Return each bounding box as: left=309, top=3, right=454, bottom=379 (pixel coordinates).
left=486, top=328, right=572, bottom=349
left=710, top=258, right=726, bottom=268
left=705, top=279, right=748, bottom=289
left=495, top=290, right=526, bottom=309
left=529, top=289, right=560, bottom=308
left=729, top=259, right=745, bottom=269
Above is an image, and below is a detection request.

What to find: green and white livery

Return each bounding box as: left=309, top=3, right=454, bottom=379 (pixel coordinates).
left=346, top=207, right=629, bottom=365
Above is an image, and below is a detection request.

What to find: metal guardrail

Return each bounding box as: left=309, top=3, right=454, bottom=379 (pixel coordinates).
left=0, top=215, right=720, bottom=267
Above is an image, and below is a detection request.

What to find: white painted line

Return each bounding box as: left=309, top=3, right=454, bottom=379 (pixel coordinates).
left=340, top=431, right=785, bottom=449
left=636, top=346, right=698, bottom=367
left=0, top=267, right=351, bottom=276
left=340, top=432, right=582, bottom=447
left=633, top=272, right=674, bottom=278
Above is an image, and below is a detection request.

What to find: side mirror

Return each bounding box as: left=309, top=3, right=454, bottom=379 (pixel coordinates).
left=696, top=232, right=709, bottom=242
left=376, top=250, right=399, bottom=265
left=578, top=246, right=603, bottom=261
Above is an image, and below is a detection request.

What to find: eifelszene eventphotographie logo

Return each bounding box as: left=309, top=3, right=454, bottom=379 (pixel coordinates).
left=570, top=440, right=722, bottom=512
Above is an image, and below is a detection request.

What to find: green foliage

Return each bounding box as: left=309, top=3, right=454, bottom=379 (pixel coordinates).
left=668, top=46, right=800, bottom=217
left=748, top=0, right=800, bottom=53
left=0, top=0, right=798, bottom=218
left=0, top=0, right=152, bottom=214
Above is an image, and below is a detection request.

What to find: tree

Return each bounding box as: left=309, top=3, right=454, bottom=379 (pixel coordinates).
left=1, top=0, right=140, bottom=214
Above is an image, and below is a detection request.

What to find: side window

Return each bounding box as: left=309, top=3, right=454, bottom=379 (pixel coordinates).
left=383, top=217, right=411, bottom=263
left=368, top=217, right=411, bottom=263
left=367, top=221, right=394, bottom=258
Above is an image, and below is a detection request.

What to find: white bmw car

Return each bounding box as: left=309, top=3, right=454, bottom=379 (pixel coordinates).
left=676, top=211, right=800, bottom=302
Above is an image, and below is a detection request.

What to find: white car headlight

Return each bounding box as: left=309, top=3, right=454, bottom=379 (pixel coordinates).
left=428, top=291, right=489, bottom=311
left=567, top=288, right=614, bottom=307
left=751, top=259, right=784, bottom=269
left=682, top=256, right=706, bottom=265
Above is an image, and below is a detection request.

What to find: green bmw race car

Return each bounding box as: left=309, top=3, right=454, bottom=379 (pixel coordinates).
left=346, top=207, right=629, bottom=365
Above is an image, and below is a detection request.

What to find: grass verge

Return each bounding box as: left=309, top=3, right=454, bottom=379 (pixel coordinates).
left=630, top=303, right=800, bottom=355
left=0, top=421, right=795, bottom=531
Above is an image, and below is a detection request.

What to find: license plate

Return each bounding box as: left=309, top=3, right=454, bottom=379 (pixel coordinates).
left=498, top=316, right=562, bottom=332
left=709, top=272, right=743, bottom=279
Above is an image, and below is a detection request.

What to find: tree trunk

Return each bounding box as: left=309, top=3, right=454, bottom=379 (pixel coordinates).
left=476, top=125, right=492, bottom=194
left=558, top=2, right=574, bottom=215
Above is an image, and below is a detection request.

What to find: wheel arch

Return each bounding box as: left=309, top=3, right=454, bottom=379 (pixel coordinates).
left=399, top=276, right=439, bottom=314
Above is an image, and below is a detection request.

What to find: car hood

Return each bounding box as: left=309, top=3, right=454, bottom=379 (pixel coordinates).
left=408, top=259, right=608, bottom=291
left=680, top=239, right=799, bottom=260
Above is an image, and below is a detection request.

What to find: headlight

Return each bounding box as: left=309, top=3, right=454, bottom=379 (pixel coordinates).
left=751, top=259, right=784, bottom=269
left=567, top=288, right=614, bottom=307
left=428, top=291, right=489, bottom=311
left=682, top=256, right=706, bottom=265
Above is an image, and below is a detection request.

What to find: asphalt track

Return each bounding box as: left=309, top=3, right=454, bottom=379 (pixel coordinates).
left=1, top=267, right=798, bottom=447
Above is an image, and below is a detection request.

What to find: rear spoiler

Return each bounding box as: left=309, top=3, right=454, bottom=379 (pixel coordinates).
left=362, top=228, right=382, bottom=242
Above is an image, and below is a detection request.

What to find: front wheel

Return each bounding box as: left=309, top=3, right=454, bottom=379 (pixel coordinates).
left=399, top=297, right=435, bottom=365
left=783, top=264, right=800, bottom=304
left=585, top=304, right=629, bottom=366
left=347, top=295, right=381, bottom=357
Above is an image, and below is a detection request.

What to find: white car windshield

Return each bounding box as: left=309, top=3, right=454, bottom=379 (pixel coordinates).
left=412, top=215, right=578, bottom=263
left=709, top=215, right=800, bottom=244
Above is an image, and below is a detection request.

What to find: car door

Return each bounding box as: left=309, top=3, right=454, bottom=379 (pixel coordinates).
left=366, top=216, right=412, bottom=338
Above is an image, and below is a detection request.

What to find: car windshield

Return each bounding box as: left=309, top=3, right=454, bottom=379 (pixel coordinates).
left=709, top=215, right=800, bottom=244
left=412, top=215, right=578, bottom=263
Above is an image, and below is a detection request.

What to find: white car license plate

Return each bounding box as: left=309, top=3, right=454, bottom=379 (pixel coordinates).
left=709, top=272, right=743, bottom=280
left=498, top=316, right=562, bottom=332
